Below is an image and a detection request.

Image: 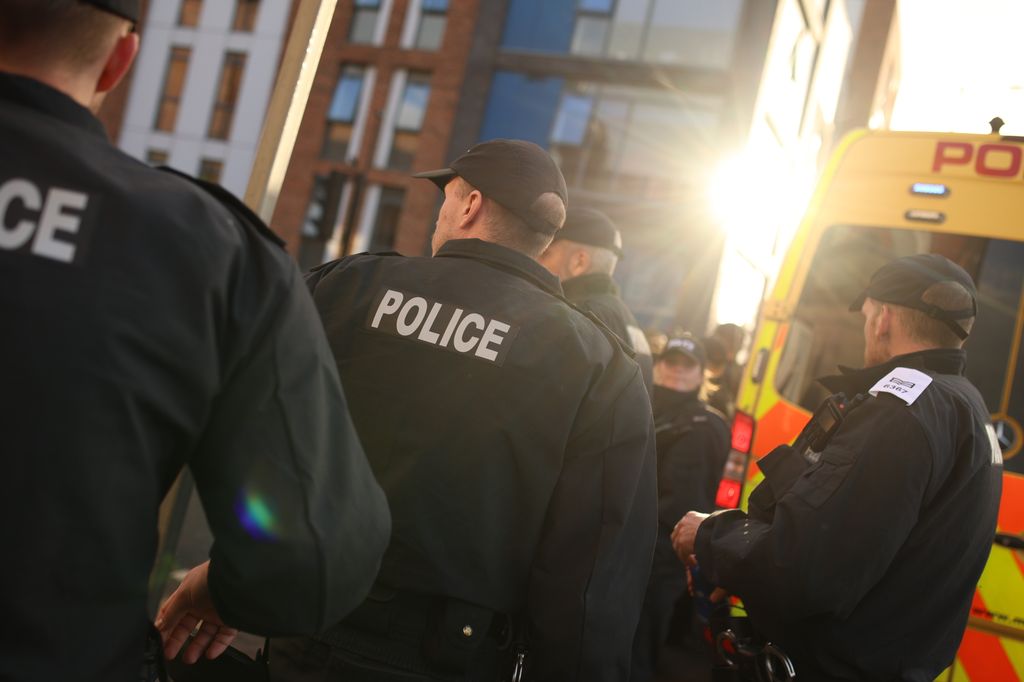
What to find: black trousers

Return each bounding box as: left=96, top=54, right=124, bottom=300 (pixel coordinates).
left=270, top=592, right=509, bottom=682
left=631, top=536, right=714, bottom=682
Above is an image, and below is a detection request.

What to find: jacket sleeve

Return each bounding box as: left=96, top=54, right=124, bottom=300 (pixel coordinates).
left=189, top=248, right=391, bottom=636
left=694, top=396, right=932, bottom=626
left=526, top=357, right=658, bottom=682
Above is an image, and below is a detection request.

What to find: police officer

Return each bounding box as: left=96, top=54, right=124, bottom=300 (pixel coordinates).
left=0, top=2, right=390, bottom=679
left=631, top=335, right=729, bottom=682
left=272, top=139, right=657, bottom=681
left=538, top=206, right=653, bottom=390
left=672, top=254, right=1003, bottom=680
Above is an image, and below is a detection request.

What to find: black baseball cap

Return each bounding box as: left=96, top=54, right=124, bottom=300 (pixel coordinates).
left=849, top=253, right=978, bottom=340
left=555, top=207, right=624, bottom=258
left=80, top=0, right=140, bottom=22
left=660, top=334, right=706, bottom=367
left=414, top=139, right=568, bottom=235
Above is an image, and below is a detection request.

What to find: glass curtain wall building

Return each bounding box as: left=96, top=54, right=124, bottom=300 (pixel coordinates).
left=471, top=0, right=747, bottom=332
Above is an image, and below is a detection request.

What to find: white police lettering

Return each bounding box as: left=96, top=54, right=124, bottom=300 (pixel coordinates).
left=868, top=367, right=933, bottom=405
left=367, top=288, right=519, bottom=365
left=454, top=313, right=485, bottom=353
left=396, top=296, right=428, bottom=336
left=985, top=424, right=1003, bottom=466
left=0, top=178, right=89, bottom=264
left=627, top=325, right=652, bottom=356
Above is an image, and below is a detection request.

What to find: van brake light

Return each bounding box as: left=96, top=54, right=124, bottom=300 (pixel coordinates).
left=731, top=411, right=754, bottom=454
left=716, top=478, right=742, bottom=509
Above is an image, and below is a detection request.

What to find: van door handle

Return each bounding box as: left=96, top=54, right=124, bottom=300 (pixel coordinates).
left=994, top=533, right=1024, bottom=550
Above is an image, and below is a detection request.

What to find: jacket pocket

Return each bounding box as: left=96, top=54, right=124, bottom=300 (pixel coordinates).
left=788, top=459, right=852, bottom=509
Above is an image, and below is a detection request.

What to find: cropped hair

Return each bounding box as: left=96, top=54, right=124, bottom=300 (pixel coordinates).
left=0, top=0, right=124, bottom=69
left=455, top=179, right=565, bottom=258
left=892, top=281, right=976, bottom=349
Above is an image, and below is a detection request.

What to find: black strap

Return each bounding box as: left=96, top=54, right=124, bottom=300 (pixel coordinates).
left=141, top=623, right=168, bottom=682
left=921, top=304, right=974, bottom=340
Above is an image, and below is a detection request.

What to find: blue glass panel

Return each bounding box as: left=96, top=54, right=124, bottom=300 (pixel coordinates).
left=422, top=0, right=448, bottom=10
left=550, top=94, right=593, bottom=145
left=579, top=0, right=612, bottom=12
left=479, top=71, right=563, bottom=148
left=501, top=0, right=575, bottom=52
left=396, top=79, right=431, bottom=131
left=327, top=68, right=364, bottom=122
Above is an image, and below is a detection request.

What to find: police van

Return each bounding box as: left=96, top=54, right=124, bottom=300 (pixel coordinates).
left=716, top=129, right=1024, bottom=681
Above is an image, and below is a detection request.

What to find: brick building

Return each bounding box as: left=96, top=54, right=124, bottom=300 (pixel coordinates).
left=270, top=0, right=479, bottom=269
left=101, top=0, right=898, bottom=333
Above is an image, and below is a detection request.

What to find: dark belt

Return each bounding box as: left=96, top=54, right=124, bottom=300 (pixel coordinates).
left=315, top=587, right=513, bottom=677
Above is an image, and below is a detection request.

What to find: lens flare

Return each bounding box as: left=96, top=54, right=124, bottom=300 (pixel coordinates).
left=235, top=491, right=278, bottom=540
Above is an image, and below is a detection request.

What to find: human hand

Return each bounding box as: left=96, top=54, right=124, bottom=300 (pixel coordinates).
left=155, top=561, right=239, bottom=664
left=671, top=511, right=709, bottom=562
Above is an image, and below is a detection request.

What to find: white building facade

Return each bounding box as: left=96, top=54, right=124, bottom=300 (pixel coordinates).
left=118, top=0, right=293, bottom=198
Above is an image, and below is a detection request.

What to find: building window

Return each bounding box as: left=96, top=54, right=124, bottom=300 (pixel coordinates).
left=154, top=46, right=191, bottom=132
left=550, top=89, right=631, bottom=193
left=208, top=52, right=247, bottom=141
left=146, top=149, right=169, bottom=166
left=551, top=93, right=594, bottom=146
left=299, top=175, right=331, bottom=270
left=387, top=72, right=431, bottom=171
left=369, top=187, right=405, bottom=252
left=349, top=0, right=381, bottom=44
left=232, top=0, right=260, bottom=32
left=415, top=0, right=448, bottom=50
left=323, top=65, right=366, bottom=161
left=501, top=0, right=743, bottom=68
left=481, top=71, right=721, bottom=198
left=198, top=158, right=224, bottom=184
left=571, top=0, right=613, bottom=57
left=642, top=0, right=743, bottom=68
left=178, top=0, right=202, bottom=26
left=299, top=173, right=348, bottom=270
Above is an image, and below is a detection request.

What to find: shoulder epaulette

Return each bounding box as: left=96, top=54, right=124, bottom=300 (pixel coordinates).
left=868, top=367, right=933, bottom=405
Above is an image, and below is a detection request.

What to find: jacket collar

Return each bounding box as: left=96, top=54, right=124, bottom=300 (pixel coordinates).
left=818, top=348, right=967, bottom=396
left=562, top=273, right=620, bottom=299
left=0, top=72, right=108, bottom=140
left=435, top=239, right=563, bottom=296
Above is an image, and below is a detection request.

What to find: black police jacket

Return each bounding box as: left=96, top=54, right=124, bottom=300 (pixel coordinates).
left=0, top=73, right=390, bottom=681
left=306, top=239, right=658, bottom=681
left=652, top=386, right=730, bottom=527
left=562, top=272, right=654, bottom=391
left=695, top=349, right=1003, bottom=681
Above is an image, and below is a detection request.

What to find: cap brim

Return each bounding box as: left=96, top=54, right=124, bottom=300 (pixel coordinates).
left=849, top=290, right=867, bottom=312
left=412, top=168, right=457, bottom=190
left=661, top=348, right=702, bottom=365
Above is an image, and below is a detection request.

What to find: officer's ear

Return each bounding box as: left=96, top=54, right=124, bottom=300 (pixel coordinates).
left=456, top=189, right=485, bottom=230
left=96, top=30, right=140, bottom=96
left=570, top=247, right=591, bottom=277
left=875, top=303, right=893, bottom=339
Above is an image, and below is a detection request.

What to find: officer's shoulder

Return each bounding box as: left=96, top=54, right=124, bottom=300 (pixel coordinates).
left=94, top=157, right=242, bottom=246
left=867, top=366, right=936, bottom=407
left=701, top=403, right=730, bottom=428
left=159, top=168, right=285, bottom=248
left=315, top=250, right=413, bottom=275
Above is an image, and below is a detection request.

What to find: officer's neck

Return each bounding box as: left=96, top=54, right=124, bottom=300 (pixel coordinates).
left=882, top=335, right=942, bottom=364
left=0, top=62, right=101, bottom=112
